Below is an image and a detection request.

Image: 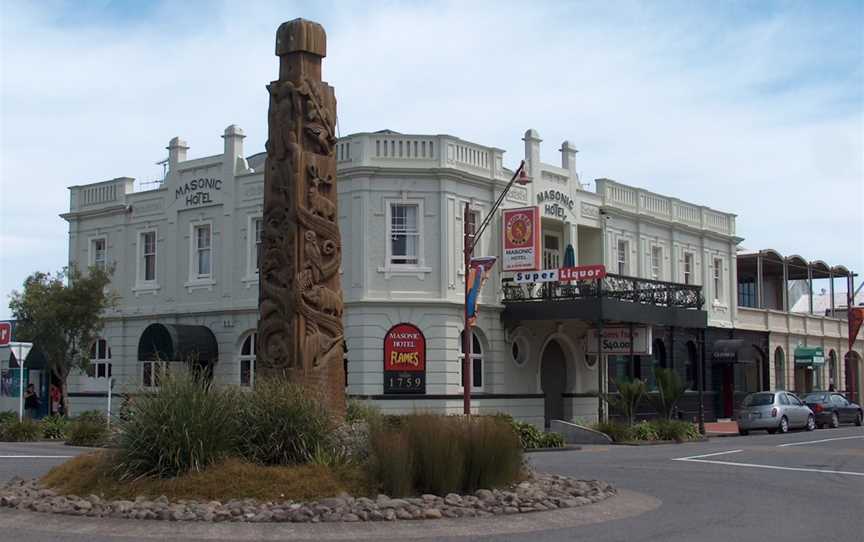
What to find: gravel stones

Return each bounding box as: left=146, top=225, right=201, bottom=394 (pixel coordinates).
left=0, top=474, right=615, bottom=524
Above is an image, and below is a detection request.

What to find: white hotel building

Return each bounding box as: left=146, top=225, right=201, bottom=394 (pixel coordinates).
left=60, top=126, right=863, bottom=426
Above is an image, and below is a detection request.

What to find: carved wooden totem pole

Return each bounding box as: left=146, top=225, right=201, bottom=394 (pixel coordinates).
left=257, top=19, right=345, bottom=415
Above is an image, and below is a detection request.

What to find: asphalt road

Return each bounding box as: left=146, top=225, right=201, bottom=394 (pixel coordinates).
left=0, top=426, right=861, bottom=541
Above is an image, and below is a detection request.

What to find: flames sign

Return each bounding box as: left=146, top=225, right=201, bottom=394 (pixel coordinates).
left=383, top=323, right=426, bottom=394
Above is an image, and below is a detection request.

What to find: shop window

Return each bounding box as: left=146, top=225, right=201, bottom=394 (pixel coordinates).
left=389, top=203, right=419, bottom=265
left=239, top=332, right=256, bottom=387
left=685, top=341, right=698, bottom=390
left=87, top=338, right=112, bottom=379
left=828, top=350, right=837, bottom=390
left=774, top=347, right=785, bottom=390
left=460, top=330, right=483, bottom=391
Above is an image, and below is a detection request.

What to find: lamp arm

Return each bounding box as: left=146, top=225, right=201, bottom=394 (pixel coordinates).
left=468, top=160, right=526, bottom=254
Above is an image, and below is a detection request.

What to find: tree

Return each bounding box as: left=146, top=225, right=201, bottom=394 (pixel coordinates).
left=601, top=378, right=646, bottom=427
left=8, top=265, right=115, bottom=414
left=647, top=367, right=687, bottom=421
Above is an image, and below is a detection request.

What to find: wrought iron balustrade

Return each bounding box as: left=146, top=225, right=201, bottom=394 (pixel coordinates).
left=501, top=273, right=704, bottom=310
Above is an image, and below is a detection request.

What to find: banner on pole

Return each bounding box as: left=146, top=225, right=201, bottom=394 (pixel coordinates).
left=850, top=307, right=864, bottom=351
left=467, top=257, right=497, bottom=327
left=502, top=207, right=541, bottom=271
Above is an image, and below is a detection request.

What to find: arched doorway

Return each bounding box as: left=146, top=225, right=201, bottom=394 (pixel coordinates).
left=773, top=347, right=785, bottom=390
left=827, top=350, right=837, bottom=391
left=845, top=351, right=861, bottom=404
left=540, top=340, right=567, bottom=428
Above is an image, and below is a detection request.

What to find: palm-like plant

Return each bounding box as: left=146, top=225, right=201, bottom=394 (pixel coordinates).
left=602, top=378, right=646, bottom=427
left=648, top=367, right=686, bottom=421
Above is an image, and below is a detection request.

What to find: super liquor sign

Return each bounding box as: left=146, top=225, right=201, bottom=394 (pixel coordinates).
left=383, top=323, right=426, bottom=395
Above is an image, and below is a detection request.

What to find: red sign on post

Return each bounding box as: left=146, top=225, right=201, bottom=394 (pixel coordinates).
left=0, top=322, right=11, bottom=346
left=502, top=207, right=541, bottom=271
left=383, top=323, right=426, bottom=394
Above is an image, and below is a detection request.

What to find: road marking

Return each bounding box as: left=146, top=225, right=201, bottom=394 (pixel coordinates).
left=672, top=458, right=864, bottom=477
left=0, top=455, right=74, bottom=459
left=672, top=449, right=743, bottom=461
left=777, top=435, right=864, bottom=448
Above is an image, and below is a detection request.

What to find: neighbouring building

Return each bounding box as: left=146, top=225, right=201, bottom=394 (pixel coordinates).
left=59, top=125, right=864, bottom=426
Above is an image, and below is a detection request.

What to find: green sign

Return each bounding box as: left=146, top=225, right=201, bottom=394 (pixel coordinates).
left=794, top=347, right=825, bottom=366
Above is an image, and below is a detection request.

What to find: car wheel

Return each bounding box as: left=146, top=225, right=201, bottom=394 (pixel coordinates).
left=779, top=416, right=789, bottom=434
left=830, top=412, right=839, bottom=429
left=856, top=412, right=863, bottom=427
left=806, top=415, right=815, bottom=431
left=738, top=428, right=749, bottom=436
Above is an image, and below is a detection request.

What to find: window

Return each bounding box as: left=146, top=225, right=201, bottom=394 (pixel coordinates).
left=543, top=234, right=561, bottom=269
left=774, top=347, right=785, bottom=390
left=712, top=258, right=723, bottom=302
left=140, top=231, right=157, bottom=282
left=193, top=224, right=212, bottom=278
left=651, top=246, right=662, bottom=280
left=685, top=341, right=698, bottom=390
left=683, top=253, right=694, bottom=285
left=831, top=394, right=848, bottom=406
left=91, top=238, right=107, bottom=271
left=253, top=218, right=262, bottom=274
left=390, top=204, right=419, bottom=265
left=239, top=332, right=257, bottom=387
left=617, top=240, right=628, bottom=275
left=738, top=279, right=757, bottom=308
left=460, top=330, right=483, bottom=391
left=87, top=338, right=112, bottom=379
left=828, top=350, right=837, bottom=389
left=142, top=361, right=168, bottom=388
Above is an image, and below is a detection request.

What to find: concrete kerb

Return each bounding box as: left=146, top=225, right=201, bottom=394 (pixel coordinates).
left=0, top=490, right=660, bottom=540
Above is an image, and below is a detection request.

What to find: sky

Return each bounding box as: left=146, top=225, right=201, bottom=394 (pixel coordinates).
left=0, top=0, right=862, bottom=319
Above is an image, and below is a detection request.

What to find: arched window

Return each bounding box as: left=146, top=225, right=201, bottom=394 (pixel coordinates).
left=774, top=347, right=785, bottom=390
left=460, top=330, right=483, bottom=391
left=87, top=338, right=112, bottom=379
left=828, top=350, right=837, bottom=390
left=685, top=341, right=698, bottom=390
left=239, top=332, right=257, bottom=387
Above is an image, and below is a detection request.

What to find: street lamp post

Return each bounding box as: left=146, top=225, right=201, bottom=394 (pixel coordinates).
left=463, top=160, right=530, bottom=415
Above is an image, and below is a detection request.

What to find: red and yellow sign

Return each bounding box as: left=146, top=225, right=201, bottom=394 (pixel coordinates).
left=502, top=207, right=541, bottom=271
left=383, top=323, right=426, bottom=394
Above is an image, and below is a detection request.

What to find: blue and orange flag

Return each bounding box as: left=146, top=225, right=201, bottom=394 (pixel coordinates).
left=466, top=257, right=497, bottom=327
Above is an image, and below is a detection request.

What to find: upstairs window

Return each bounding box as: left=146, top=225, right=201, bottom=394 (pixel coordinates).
left=683, top=252, right=694, bottom=285
left=390, top=204, right=419, bottom=265
left=140, top=231, right=157, bottom=282
left=87, top=338, right=112, bottom=379
left=651, top=246, right=662, bottom=280
left=738, top=278, right=757, bottom=308
left=193, top=224, right=212, bottom=278
left=713, top=258, right=723, bottom=302
left=91, top=238, right=107, bottom=271
left=617, top=240, right=628, bottom=275
left=254, top=218, right=262, bottom=274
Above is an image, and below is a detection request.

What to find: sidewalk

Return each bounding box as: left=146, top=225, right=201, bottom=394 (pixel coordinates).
left=704, top=420, right=738, bottom=436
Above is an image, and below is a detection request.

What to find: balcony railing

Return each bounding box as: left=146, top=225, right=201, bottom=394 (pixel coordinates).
left=502, top=273, right=705, bottom=310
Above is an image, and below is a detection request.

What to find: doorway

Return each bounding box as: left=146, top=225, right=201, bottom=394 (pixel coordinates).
left=721, top=364, right=734, bottom=418
left=540, top=340, right=567, bottom=428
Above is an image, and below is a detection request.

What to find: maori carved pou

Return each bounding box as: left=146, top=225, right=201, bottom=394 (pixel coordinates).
left=257, top=19, right=345, bottom=415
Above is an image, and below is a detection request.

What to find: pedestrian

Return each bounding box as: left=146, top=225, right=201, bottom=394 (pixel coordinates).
left=49, top=384, right=61, bottom=415
left=24, top=384, right=40, bottom=419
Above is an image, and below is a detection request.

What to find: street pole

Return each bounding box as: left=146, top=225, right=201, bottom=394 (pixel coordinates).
left=107, top=377, right=113, bottom=429
left=463, top=201, right=473, bottom=415
left=18, top=357, right=24, bottom=422
left=698, top=329, right=706, bottom=434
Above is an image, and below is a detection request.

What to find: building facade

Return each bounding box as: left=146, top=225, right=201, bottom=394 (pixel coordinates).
left=60, top=126, right=863, bottom=426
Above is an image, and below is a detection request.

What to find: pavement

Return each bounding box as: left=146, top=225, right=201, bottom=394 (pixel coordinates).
left=0, top=427, right=861, bottom=541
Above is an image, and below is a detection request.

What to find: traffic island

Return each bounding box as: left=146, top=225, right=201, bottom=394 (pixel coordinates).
left=0, top=474, right=615, bottom=523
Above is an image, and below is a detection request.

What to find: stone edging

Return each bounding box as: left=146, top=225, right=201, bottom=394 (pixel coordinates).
left=0, top=474, right=615, bottom=523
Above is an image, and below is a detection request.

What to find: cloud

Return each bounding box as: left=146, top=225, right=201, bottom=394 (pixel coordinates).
left=1, top=0, right=862, bottom=318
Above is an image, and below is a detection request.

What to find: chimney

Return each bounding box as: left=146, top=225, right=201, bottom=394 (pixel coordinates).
left=523, top=128, right=542, bottom=181
left=560, top=140, right=579, bottom=184
left=167, top=137, right=189, bottom=171
left=222, top=125, right=246, bottom=174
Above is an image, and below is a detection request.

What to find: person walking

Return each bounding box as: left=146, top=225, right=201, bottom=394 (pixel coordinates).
left=24, top=384, right=40, bottom=419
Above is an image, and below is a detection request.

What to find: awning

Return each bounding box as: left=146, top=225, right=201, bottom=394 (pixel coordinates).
left=794, top=346, right=825, bottom=366
left=137, top=324, right=219, bottom=363
left=711, top=339, right=746, bottom=363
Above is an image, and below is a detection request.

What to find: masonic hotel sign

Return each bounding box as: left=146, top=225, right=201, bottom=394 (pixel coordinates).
left=536, top=189, right=574, bottom=219
left=176, top=177, right=222, bottom=207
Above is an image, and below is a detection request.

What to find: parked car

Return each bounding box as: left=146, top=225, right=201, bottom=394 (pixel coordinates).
left=801, top=392, right=864, bottom=429
left=737, top=391, right=815, bottom=435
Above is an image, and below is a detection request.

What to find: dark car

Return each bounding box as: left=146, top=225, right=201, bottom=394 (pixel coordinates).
left=802, top=392, right=863, bottom=428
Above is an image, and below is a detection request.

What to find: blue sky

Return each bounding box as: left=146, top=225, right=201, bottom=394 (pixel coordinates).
left=1, top=0, right=862, bottom=318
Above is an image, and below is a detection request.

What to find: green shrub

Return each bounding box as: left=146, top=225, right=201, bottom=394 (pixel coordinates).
left=540, top=432, right=565, bottom=448
left=602, top=378, right=646, bottom=427
left=652, top=419, right=701, bottom=442
left=592, top=420, right=633, bottom=443
left=0, top=411, right=18, bottom=426
left=238, top=376, right=335, bottom=466
left=647, top=368, right=686, bottom=421
left=40, top=415, right=70, bottom=440
left=1, top=418, right=41, bottom=442
left=346, top=399, right=381, bottom=426
left=631, top=420, right=660, bottom=441
left=66, top=418, right=110, bottom=447
left=75, top=410, right=107, bottom=423
left=114, top=374, right=243, bottom=479
left=369, top=414, right=523, bottom=497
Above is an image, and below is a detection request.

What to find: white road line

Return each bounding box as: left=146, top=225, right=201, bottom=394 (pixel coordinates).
left=777, top=435, right=864, bottom=447
left=676, top=458, right=864, bottom=477
left=672, top=449, right=743, bottom=461
left=0, top=455, right=74, bottom=459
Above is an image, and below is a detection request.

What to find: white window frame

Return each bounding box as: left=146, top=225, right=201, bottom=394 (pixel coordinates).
left=134, top=228, right=159, bottom=294
left=193, top=223, right=213, bottom=279
left=457, top=207, right=483, bottom=277
left=185, top=220, right=216, bottom=290
left=459, top=330, right=484, bottom=392
left=651, top=245, right=663, bottom=281
left=86, top=338, right=112, bottom=381
left=543, top=231, right=563, bottom=270
left=141, top=360, right=169, bottom=389
left=713, top=257, right=723, bottom=302
left=379, top=198, right=432, bottom=278
left=683, top=252, right=694, bottom=285
left=239, top=332, right=257, bottom=387
left=241, top=214, right=263, bottom=287
left=89, top=236, right=108, bottom=271
left=617, top=240, right=629, bottom=276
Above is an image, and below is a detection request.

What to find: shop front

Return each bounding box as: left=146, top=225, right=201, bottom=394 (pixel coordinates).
left=706, top=329, right=769, bottom=419
left=794, top=346, right=825, bottom=393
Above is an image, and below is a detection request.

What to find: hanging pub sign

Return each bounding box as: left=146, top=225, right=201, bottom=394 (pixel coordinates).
left=383, top=323, right=426, bottom=395
left=586, top=326, right=653, bottom=355
left=502, top=206, right=541, bottom=271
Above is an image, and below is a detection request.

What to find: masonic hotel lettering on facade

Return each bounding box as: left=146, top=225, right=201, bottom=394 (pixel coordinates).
left=60, top=126, right=863, bottom=427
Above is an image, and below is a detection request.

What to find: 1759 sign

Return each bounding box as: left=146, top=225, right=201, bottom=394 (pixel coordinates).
left=383, top=323, right=426, bottom=395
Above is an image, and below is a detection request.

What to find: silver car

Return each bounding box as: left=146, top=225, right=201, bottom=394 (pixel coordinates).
left=736, top=391, right=816, bottom=435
